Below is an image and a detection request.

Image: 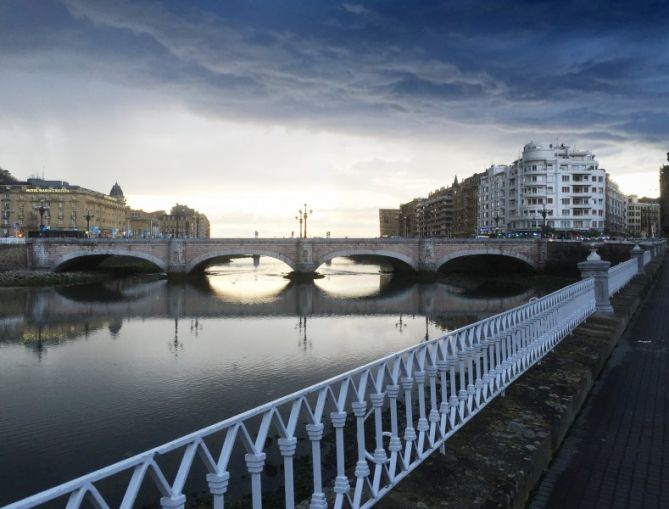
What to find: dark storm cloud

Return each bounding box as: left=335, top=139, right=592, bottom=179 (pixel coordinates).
left=2, top=0, right=668, bottom=144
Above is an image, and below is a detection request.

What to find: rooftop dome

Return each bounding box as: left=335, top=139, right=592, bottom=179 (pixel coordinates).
left=109, top=182, right=124, bottom=199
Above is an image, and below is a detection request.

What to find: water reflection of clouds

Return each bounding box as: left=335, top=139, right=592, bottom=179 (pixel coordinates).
left=206, top=259, right=290, bottom=303
left=315, top=258, right=384, bottom=298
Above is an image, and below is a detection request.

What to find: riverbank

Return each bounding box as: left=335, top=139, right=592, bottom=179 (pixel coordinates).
left=0, top=269, right=169, bottom=287
left=378, top=252, right=665, bottom=509
left=0, top=270, right=115, bottom=287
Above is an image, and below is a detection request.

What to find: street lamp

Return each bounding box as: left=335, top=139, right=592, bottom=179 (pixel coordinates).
left=84, top=210, right=94, bottom=236
left=295, top=214, right=303, bottom=238
left=37, top=203, right=48, bottom=232
left=540, top=204, right=548, bottom=238
left=298, top=204, right=313, bottom=238
left=494, top=215, right=500, bottom=236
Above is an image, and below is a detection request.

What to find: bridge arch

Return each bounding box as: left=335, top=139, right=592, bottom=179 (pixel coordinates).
left=186, top=249, right=298, bottom=273
left=52, top=249, right=168, bottom=272
left=435, top=248, right=537, bottom=272
left=315, top=249, right=419, bottom=271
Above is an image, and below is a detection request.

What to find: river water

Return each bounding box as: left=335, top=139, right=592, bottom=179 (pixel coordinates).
left=0, top=258, right=570, bottom=505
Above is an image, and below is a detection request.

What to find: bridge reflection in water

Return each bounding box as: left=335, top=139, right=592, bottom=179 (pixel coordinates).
left=0, top=257, right=554, bottom=507
left=1, top=261, right=537, bottom=333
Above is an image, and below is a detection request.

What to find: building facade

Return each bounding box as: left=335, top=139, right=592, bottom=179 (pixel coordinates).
left=1, top=174, right=211, bottom=239
left=1, top=178, right=129, bottom=237
left=382, top=141, right=659, bottom=240
left=605, top=174, right=626, bottom=238
left=423, top=185, right=454, bottom=237
left=128, top=209, right=165, bottom=238
left=660, top=153, right=669, bottom=237
left=398, top=198, right=426, bottom=237
left=477, top=165, right=508, bottom=234
left=452, top=174, right=481, bottom=237
left=159, top=204, right=211, bottom=238
left=626, top=196, right=660, bottom=238
left=506, top=142, right=606, bottom=235
left=378, top=209, right=400, bottom=237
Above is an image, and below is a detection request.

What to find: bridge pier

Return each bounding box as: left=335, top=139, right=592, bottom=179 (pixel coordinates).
left=167, top=239, right=187, bottom=275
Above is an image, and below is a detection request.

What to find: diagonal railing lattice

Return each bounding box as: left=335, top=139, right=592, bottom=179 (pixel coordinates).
left=7, top=279, right=597, bottom=509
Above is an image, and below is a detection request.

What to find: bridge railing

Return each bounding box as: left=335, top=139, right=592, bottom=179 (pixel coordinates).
left=0, top=237, right=25, bottom=244
left=608, top=258, right=638, bottom=297
left=7, top=278, right=596, bottom=509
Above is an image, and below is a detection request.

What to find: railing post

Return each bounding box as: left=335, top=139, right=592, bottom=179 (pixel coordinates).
left=277, top=438, right=297, bottom=509
left=206, top=472, right=230, bottom=509
left=577, top=248, right=613, bottom=315
left=630, top=244, right=645, bottom=275
left=305, top=423, right=327, bottom=509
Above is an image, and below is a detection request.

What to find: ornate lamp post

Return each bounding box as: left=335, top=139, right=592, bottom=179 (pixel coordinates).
left=297, top=204, right=313, bottom=238
left=295, top=214, right=303, bottom=238
left=37, top=203, right=48, bottom=232
left=540, top=205, right=548, bottom=238
left=84, top=210, right=94, bottom=236
left=494, top=215, right=500, bottom=235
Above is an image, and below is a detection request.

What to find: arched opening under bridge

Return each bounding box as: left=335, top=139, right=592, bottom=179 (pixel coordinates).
left=53, top=252, right=166, bottom=273
left=437, top=253, right=536, bottom=274
left=315, top=250, right=418, bottom=274
left=314, top=253, right=416, bottom=298
left=187, top=251, right=296, bottom=274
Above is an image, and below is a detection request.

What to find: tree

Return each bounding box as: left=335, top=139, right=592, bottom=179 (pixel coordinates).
left=0, top=167, right=18, bottom=184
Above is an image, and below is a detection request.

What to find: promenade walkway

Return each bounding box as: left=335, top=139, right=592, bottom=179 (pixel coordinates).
left=530, top=257, right=669, bottom=508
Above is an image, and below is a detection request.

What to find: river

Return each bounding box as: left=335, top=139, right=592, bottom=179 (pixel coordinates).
left=0, top=258, right=572, bottom=505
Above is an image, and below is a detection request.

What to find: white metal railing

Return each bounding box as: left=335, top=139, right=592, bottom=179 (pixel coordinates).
left=7, top=279, right=597, bottom=509
left=608, top=258, right=638, bottom=297
left=643, top=250, right=651, bottom=266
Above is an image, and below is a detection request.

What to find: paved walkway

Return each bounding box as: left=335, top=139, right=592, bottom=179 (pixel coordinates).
left=530, top=259, right=669, bottom=509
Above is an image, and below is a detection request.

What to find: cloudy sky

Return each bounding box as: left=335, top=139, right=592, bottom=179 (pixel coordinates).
left=1, top=0, right=667, bottom=237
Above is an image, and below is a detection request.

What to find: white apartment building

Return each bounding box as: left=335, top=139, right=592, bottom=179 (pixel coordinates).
left=478, top=142, right=606, bottom=235
left=507, top=142, right=606, bottom=234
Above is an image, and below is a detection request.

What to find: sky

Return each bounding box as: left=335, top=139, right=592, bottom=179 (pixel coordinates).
left=0, top=0, right=667, bottom=237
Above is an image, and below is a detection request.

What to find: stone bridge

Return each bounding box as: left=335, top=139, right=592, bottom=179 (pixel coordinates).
left=27, top=237, right=548, bottom=274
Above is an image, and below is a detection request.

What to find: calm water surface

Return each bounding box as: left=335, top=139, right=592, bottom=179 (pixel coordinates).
left=0, top=258, right=566, bottom=504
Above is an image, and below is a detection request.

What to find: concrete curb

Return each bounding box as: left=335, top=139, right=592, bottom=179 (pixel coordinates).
left=378, top=253, right=665, bottom=509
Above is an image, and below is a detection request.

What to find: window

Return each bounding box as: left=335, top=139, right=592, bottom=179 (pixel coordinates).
left=562, top=176, right=570, bottom=182
left=562, top=198, right=570, bottom=205
left=562, top=186, right=570, bottom=193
